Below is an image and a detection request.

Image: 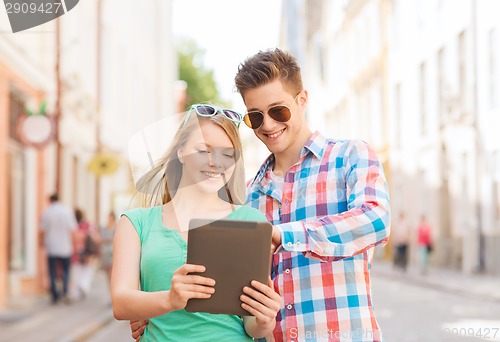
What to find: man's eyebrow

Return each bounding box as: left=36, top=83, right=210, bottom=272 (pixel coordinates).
left=247, top=100, right=285, bottom=112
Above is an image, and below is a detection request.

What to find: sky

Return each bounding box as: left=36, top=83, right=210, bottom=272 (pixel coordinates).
left=172, top=0, right=282, bottom=111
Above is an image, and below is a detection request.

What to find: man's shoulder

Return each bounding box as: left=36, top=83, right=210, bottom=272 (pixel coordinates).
left=321, top=137, right=375, bottom=159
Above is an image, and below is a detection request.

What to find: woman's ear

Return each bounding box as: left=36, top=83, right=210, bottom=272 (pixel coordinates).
left=177, top=148, right=184, bottom=164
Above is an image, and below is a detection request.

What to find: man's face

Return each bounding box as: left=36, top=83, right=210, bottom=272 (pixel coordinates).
left=242, top=79, right=307, bottom=156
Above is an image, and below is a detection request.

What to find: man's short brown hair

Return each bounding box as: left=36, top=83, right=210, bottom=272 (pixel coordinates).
left=235, top=48, right=303, bottom=97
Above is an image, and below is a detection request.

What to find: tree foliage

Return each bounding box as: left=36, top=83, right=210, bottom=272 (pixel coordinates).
left=177, top=39, right=221, bottom=109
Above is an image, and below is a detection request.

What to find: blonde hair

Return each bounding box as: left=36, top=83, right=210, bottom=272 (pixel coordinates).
left=136, top=109, right=245, bottom=208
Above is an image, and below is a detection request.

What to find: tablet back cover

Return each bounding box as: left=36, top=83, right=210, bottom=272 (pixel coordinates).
left=185, top=218, right=272, bottom=316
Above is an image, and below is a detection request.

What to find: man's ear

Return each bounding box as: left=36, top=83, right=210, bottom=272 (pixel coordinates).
left=177, top=148, right=184, bottom=164
left=298, top=89, right=308, bottom=108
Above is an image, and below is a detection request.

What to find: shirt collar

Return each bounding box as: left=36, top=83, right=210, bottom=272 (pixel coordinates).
left=302, top=130, right=325, bottom=160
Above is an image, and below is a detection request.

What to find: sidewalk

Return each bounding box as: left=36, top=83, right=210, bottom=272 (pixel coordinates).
left=1, top=262, right=497, bottom=341
left=0, top=270, right=116, bottom=342
left=371, top=260, right=500, bottom=303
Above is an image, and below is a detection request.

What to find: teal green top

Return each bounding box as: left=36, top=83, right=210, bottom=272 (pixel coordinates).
left=122, top=205, right=268, bottom=342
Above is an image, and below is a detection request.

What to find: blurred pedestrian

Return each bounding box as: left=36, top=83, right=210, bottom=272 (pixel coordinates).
left=417, top=215, right=433, bottom=275
left=100, top=211, right=116, bottom=292
left=393, top=212, right=410, bottom=271
left=71, top=208, right=100, bottom=300
left=40, top=193, right=78, bottom=305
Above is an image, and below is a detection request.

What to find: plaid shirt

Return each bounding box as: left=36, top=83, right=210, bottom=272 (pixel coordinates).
left=246, top=131, right=390, bottom=342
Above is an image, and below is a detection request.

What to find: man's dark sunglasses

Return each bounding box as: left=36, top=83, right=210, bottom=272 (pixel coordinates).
left=243, top=93, right=300, bottom=129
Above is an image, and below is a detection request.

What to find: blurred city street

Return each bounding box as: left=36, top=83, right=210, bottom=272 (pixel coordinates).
left=371, top=263, right=500, bottom=342
left=1, top=0, right=500, bottom=341
left=1, top=262, right=499, bottom=342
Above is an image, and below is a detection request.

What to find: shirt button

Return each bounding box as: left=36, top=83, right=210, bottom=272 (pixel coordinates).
left=287, top=242, right=293, bottom=247
left=285, top=269, right=290, bottom=274
left=287, top=304, right=293, bottom=310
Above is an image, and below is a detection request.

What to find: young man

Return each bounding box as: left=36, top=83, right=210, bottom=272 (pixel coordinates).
left=130, top=48, right=390, bottom=341
left=235, top=48, right=390, bottom=342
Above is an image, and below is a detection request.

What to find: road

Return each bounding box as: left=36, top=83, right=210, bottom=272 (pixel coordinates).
left=86, top=273, right=500, bottom=342
left=371, top=272, right=500, bottom=342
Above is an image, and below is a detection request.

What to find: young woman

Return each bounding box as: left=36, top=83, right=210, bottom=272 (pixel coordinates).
left=111, top=105, right=280, bottom=341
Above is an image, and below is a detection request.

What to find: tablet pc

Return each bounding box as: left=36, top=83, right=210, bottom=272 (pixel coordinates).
left=185, top=218, right=272, bottom=316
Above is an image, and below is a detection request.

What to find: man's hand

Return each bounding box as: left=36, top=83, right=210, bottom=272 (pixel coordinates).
left=271, top=225, right=282, bottom=254
left=130, top=319, right=148, bottom=342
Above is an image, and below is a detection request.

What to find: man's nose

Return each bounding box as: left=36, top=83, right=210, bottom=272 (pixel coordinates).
left=260, top=112, right=277, bottom=130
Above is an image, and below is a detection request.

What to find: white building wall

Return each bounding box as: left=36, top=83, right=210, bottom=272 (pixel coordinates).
left=387, top=0, right=500, bottom=274
left=54, top=0, right=176, bottom=227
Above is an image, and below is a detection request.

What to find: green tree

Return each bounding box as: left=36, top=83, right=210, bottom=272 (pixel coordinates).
left=178, top=39, right=222, bottom=109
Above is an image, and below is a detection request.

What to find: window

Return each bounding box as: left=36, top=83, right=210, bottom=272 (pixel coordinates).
left=437, top=47, right=446, bottom=124
left=8, top=89, right=26, bottom=142
left=392, top=0, right=400, bottom=47
left=394, top=83, right=402, bottom=148
left=494, top=151, right=500, bottom=222
left=489, top=28, right=497, bottom=108
left=8, top=149, right=27, bottom=271
left=419, top=62, right=427, bottom=135
left=458, top=31, right=466, bottom=106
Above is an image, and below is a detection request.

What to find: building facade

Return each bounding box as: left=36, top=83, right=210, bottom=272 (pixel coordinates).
left=280, top=0, right=500, bottom=274
left=0, top=0, right=176, bottom=308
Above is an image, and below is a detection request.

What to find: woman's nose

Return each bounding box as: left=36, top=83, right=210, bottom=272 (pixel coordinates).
left=208, top=152, right=219, bottom=167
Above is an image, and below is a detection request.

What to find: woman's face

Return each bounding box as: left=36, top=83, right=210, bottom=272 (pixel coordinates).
left=178, top=120, right=237, bottom=195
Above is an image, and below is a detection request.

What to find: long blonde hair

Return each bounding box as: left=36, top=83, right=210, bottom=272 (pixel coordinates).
left=136, top=110, right=246, bottom=208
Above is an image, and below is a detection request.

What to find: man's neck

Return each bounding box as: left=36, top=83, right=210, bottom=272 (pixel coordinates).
left=273, top=128, right=313, bottom=175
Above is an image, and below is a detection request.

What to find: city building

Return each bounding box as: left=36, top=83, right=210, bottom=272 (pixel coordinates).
left=0, top=0, right=177, bottom=308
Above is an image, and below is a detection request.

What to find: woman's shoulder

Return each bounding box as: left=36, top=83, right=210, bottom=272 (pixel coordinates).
left=122, top=206, right=159, bottom=218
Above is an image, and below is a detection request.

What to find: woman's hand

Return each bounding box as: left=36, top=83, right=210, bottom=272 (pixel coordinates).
left=168, top=264, right=216, bottom=311
left=240, top=277, right=281, bottom=326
